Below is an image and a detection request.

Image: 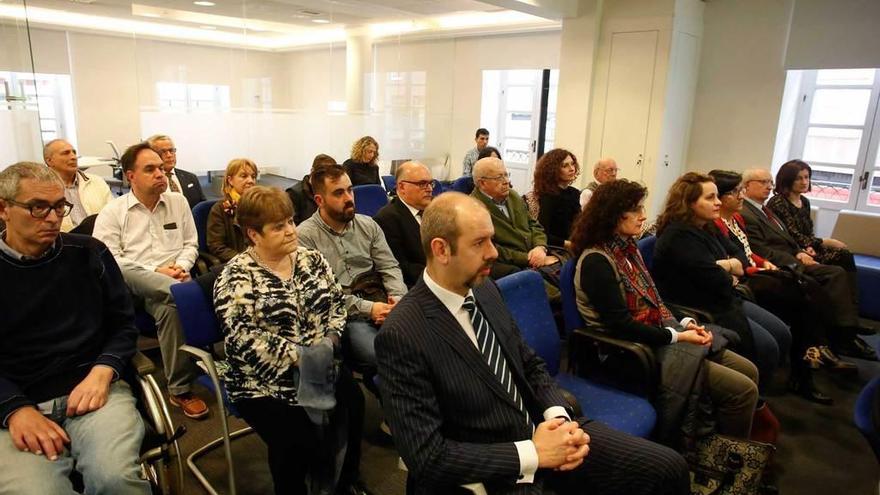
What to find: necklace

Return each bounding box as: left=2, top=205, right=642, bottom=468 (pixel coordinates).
left=248, top=247, right=294, bottom=280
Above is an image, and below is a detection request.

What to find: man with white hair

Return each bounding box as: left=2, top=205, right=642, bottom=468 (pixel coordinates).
left=740, top=168, right=875, bottom=360
left=579, top=158, right=619, bottom=208
left=145, top=134, right=205, bottom=209
left=471, top=157, right=559, bottom=286
left=43, top=139, right=112, bottom=233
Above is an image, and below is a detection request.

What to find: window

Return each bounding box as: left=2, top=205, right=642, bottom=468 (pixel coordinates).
left=0, top=72, right=77, bottom=143
left=157, top=82, right=230, bottom=112
left=782, top=68, right=880, bottom=212
left=382, top=71, right=426, bottom=156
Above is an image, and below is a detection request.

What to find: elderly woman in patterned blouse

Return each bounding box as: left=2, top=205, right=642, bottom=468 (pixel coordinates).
left=213, top=185, right=364, bottom=495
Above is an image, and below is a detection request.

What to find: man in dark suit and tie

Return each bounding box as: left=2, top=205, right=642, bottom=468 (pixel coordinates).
left=740, top=168, right=874, bottom=360
left=376, top=192, right=689, bottom=495
left=146, top=134, right=206, bottom=209
left=374, top=161, right=433, bottom=287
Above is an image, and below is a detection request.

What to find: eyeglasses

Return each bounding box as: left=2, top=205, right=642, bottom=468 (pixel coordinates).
left=723, top=186, right=744, bottom=197
left=748, top=179, right=774, bottom=187
left=400, top=180, right=435, bottom=190
left=480, top=173, right=510, bottom=182
left=4, top=199, right=73, bottom=218
left=155, top=147, right=177, bottom=155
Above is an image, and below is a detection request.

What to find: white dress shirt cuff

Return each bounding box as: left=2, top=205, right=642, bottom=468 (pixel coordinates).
left=679, top=317, right=696, bottom=329
left=666, top=328, right=679, bottom=343
left=514, top=440, right=539, bottom=484
left=543, top=406, right=570, bottom=422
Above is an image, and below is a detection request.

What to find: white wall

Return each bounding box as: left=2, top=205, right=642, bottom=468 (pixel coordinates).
left=686, top=0, right=793, bottom=173
left=786, top=0, right=880, bottom=70
left=5, top=27, right=560, bottom=179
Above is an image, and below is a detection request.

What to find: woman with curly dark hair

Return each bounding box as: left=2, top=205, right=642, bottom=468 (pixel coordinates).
left=570, top=179, right=758, bottom=439
left=653, top=173, right=791, bottom=389
left=526, top=148, right=581, bottom=248
left=343, top=136, right=381, bottom=186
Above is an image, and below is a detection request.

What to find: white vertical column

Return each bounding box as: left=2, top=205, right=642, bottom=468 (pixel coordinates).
left=554, top=0, right=602, bottom=185
left=345, top=33, right=374, bottom=113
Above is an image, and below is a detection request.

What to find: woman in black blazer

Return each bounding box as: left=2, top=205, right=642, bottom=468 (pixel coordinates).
left=653, top=172, right=791, bottom=390
left=342, top=136, right=381, bottom=186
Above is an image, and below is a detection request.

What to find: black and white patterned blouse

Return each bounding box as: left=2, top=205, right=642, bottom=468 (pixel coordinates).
left=213, top=246, right=347, bottom=405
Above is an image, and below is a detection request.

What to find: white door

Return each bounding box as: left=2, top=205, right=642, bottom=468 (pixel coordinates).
left=496, top=69, right=542, bottom=193
left=599, top=30, right=660, bottom=182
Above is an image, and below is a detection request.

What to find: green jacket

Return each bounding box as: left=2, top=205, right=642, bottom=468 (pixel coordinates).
left=471, top=188, right=548, bottom=268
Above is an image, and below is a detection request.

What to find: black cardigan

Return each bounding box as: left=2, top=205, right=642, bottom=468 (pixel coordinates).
left=537, top=186, right=581, bottom=246
left=342, top=159, right=380, bottom=187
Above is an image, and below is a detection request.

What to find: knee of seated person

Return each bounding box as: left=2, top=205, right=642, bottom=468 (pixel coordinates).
left=82, top=464, right=146, bottom=494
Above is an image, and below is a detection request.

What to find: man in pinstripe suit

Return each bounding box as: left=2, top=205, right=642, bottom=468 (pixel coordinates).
left=376, top=193, right=688, bottom=495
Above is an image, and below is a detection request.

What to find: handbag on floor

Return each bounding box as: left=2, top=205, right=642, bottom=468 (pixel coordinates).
left=686, top=433, right=774, bottom=495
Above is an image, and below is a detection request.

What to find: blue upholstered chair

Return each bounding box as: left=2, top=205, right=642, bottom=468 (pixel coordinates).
left=171, top=280, right=253, bottom=495
left=496, top=270, right=657, bottom=438
left=382, top=175, right=397, bottom=192
left=431, top=179, right=444, bottom=196
left=450, top=176, right=475, bottom=195
left=353, top=184, right=389, bottom=217
left=854, top=375, right=880, bottom=462
left=637, top=235, right=657, bottom=271
left=559, top=259, right=658, bottom=398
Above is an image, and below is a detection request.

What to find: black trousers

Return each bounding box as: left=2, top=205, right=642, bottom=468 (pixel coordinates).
left=803, top=263, right=860, bottom=330
left=234, top=369, right=365, bottom=495
left=544, top=420, right=690, bottom=495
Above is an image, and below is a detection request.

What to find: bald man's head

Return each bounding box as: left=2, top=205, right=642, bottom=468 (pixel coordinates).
left=473, top=157, right=510, bottom=201
left=421, top=192, right=497, bottom=293
left=593, top=157, right=619, bottom=184
left=395, top=161, right=434, bottom=210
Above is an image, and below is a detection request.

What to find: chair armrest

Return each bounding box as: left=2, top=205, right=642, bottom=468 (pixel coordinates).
left=199, top=251, right=222, bottom=268
left=569, top=327, right=658, bottom=398
left=559, top=388, right=584, bottom=418
left=667, top=303, right=715, bottom=324
left=131, top=351, right=156, bottom=376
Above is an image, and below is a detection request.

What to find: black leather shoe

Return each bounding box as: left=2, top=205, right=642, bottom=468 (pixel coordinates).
left=789, top=375, right=833, bottom=406
left=818, top=346, right=859, bottom=373
left=857, top=325, right=877, bottom=336
left=836, top=337, right=879, bottom=361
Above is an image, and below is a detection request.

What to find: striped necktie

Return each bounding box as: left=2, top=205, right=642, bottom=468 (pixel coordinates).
left=462, top=295, right=531, bottom=425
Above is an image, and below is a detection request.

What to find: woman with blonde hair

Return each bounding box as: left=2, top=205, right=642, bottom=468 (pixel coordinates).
left=343, top=136, right=381, bottom=186
left=207, top=158, right=258, bottom=262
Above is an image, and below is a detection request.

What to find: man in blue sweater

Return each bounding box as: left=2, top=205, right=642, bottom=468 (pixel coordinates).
left=0, top=162, right=150, bottom=494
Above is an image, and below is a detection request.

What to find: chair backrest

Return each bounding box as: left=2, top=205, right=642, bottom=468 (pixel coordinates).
left=560, top=259, right=586, bottom=335
left=169, top=280, right=222, bottom=348
left=495, top=270, right=561, bottom=376
left=637, top=235, right=657, bottom=272
left=855, top=375, right=880, bottom=461
left=381, top=175, right=397, bottom=192
left=192, top=199, right=219, bottom=252
left=450, top=176, right=475, bottom=195
left=832, top=209, right=880, bottom=257
left=431, top=179, right=444, bottom=196
left=352, top=184, right=389, bottom=217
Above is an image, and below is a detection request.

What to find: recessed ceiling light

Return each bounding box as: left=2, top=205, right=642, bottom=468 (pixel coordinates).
left=199, top=25, right=216, bottom=29
left=311, top=18, right=330, bottom=23
left=193, top=1, right=215, bottom=6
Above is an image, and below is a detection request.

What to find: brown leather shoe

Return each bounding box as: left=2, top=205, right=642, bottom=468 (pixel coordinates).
left=169, top=393, right=209, bottom=419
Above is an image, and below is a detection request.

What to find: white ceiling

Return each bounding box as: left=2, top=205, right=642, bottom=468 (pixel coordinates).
left=0, top=0, right=562, bottom=50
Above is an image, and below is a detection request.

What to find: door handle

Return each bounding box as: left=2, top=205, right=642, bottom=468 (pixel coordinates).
left=531, top=140, right=536, bottom=152
left=859, top=171, right=870, bottom=191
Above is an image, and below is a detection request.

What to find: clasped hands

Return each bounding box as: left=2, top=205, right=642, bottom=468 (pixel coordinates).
left=156, top=263, right=191, bottom=281
left=528, top=247, right=558, bottom=269
left=534, top=418, right=591, bottom=471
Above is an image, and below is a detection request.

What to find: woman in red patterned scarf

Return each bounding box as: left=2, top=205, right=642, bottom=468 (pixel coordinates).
left=570, top=179, right=759, bottom=440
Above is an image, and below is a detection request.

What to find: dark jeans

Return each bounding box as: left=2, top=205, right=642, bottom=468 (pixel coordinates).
left=234, top=369, right=364, bottom=495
